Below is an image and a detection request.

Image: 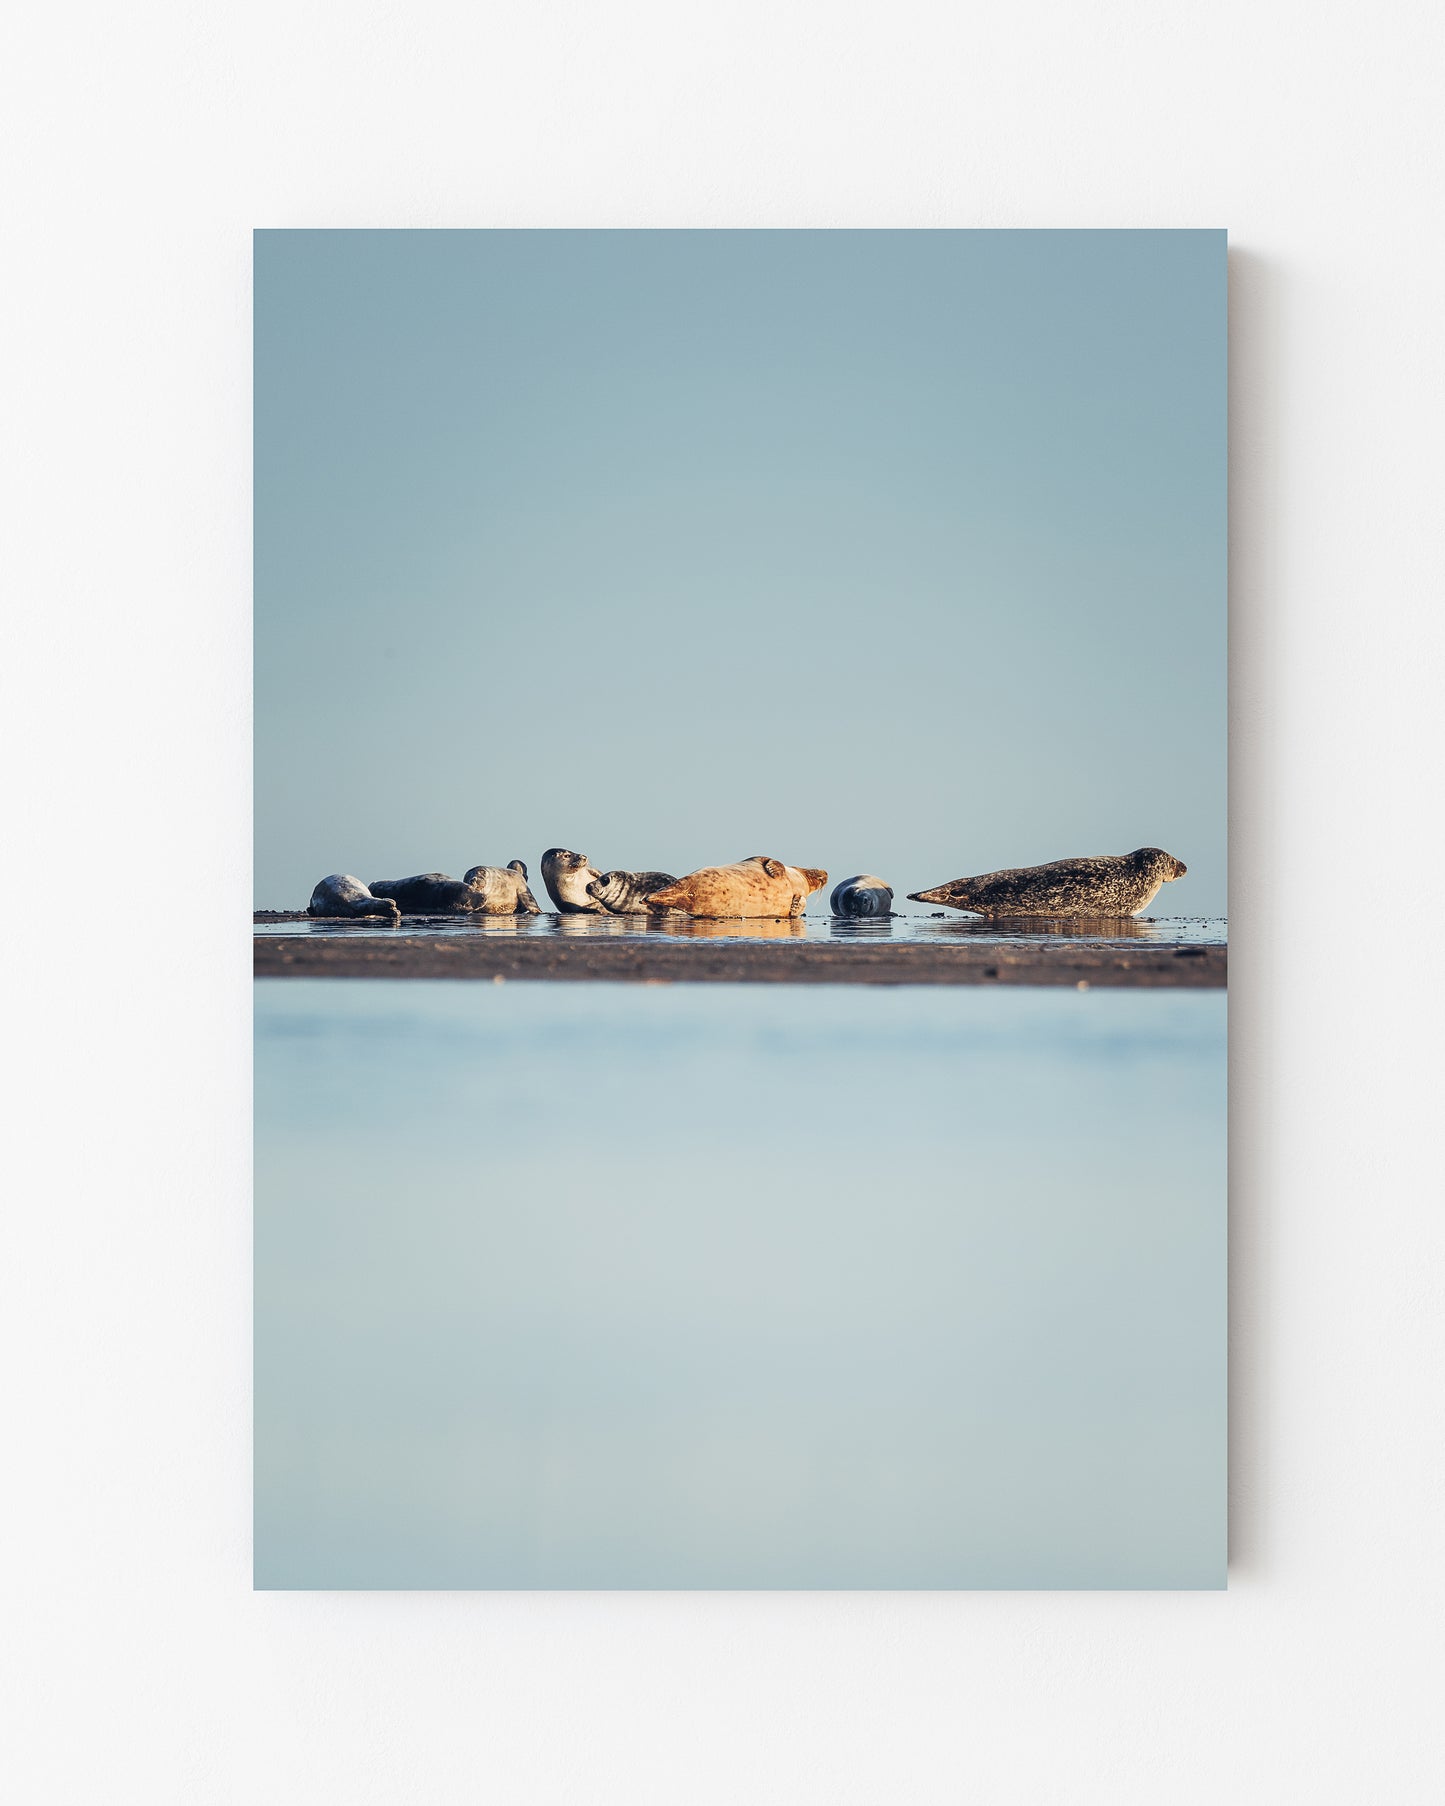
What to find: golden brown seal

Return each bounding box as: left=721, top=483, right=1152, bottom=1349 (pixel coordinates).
left=643, top=855, right=828, bottom=919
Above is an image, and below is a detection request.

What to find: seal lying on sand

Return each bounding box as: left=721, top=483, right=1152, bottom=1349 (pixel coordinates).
left=369, top=862, right=540, bottom=915
left=307, top=873, right=401, bottom=924
left=368, top=871, right=483, bottom=912
left=540, top=848, right=605, bottom=913
left=644, top=856, right=828, bottom=919
left=463, top=862, right=542, bottom=914
left=908, top=848, right=1187, bottom=919
left=830, top=874, right=894, bottom=917
left=586, top=869, right=679, bottom=914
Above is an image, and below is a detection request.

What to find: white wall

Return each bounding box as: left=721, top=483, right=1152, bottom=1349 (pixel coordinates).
left=4, top=4, right=1443, bottom=1799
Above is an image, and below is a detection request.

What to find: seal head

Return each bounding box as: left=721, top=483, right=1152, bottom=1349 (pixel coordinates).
left=541, top=847, right=605, bottom=913
left=907, top=847, right=1187, bottom=919
left=830, top=874, right=894, bottom=917
left=585, top=869, right=679, bottom=914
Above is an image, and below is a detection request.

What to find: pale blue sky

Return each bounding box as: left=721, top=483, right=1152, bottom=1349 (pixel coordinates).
left=255, top=230, right=1225, bottom=911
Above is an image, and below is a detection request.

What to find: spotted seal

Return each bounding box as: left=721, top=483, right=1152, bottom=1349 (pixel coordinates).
left=907, top=848, right=1187, bottom=918
left=369, top=862, right=540, bottom=915
left=585, top=869, right=679, bottom=914
left=307, top=873, right=401, bottom=924
left=540, top=848, right=605, bottom=913
left=830, top=874, right=894, bottom=917
left=643, top=856, right=828, bottom=919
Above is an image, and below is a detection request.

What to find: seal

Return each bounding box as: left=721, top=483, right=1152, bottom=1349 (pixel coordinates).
left=585, top=869, right=679, bottom=914
left=307, top=873, right=401, bottom=924
left=830, top=874, right=894, bottom=917
left=369, top=862, right=540, bottom=915
left=368, top=871, right=484, bottom=913
left=907, top=848, right=1188, bottom=918
left=643, top=855, right=828, bottom=919
left=540, top=848, right=605, bottom=913
left=462, top=861, right=542, bottom=914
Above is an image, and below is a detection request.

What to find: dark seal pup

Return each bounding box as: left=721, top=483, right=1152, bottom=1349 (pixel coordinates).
left=540, top=848, right=605, bottom=913
left=830, top=874, right=894, bottom=917
left=307, top=873, right=401, bottom=925
left=586, top=869, right=679, bottom=914
left=369, top=862, right=540, bottom=915
left=908, top=848, right=1187, bottom=919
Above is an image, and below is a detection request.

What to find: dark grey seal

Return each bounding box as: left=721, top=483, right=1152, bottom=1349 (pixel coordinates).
left=829, top=874, right=894, bottom=917
left=368, top=871, right=483, bottom=913
left=585, top=869, right=679, bottom=914
left=540, top=848, right=605, bottom=913
left=369, top=862, right=540, bottom=915
left=908, top=848, right=1187, bottom=919
left=307, top=873, right=401, bottom=925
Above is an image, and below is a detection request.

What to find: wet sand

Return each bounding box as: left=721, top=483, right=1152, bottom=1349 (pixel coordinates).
left=254, top=913, right=1226, bottom=987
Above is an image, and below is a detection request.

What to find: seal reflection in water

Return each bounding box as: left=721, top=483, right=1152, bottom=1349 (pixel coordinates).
left=644, top=855, right=828, bottom=919
left=586, top=869, right=678, bottom=914
left=644, top=912, right=807, bottom=939
left=830, top=874, right=894, bottom=917
left=307, top=873, right=400, bottom=925
left=540, top=848, right=604, bottom=913
left=369, top=862, right=540, bottom=915
left=908, top=847, right=1187, bottom=919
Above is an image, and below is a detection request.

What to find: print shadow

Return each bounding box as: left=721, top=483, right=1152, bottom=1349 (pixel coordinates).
left=1227, top=242, right=1275, bottom=1581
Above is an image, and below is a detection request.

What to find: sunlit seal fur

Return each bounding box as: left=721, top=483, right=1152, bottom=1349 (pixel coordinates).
left=540, top=848, right=604, bottom=913
left=907, top=848, right=1188, bottom=919
left=643, top=856, right=829, bottom=919
left=586, top=869, right=679, bottom=914
left=462, top=861, right=542, bottom=914
left=830, top=874, right=894, bottom=918
left=307, top=873, right=400, bottom=924
left=369, top=862, right=540, bottom=915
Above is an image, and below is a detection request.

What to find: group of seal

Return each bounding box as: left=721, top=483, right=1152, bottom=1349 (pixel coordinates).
left=540, top=849, right=828, bottom=919
left=371, top=863, right=540, bottom=915
left=308, top=861, right=540, bottom=922
left=306, top=844, right=1188, bottom=923
left=538, top=848, right=681, bottom=916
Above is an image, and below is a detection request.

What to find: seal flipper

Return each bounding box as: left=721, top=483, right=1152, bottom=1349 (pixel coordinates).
left=642, top=877, right=686, bottom=911
left=504, top=859, right=543, bottom=914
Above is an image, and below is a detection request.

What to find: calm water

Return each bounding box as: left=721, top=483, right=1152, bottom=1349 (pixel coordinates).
left=256, top=911, right=1227, bottom=945
left=255, top=981, right=1226, bottom=1589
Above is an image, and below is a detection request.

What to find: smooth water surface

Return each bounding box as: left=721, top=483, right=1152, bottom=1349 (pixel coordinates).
left=255, top=981, right=1226, bottom=1589
left=256, top=911, right=1227, bottom=946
